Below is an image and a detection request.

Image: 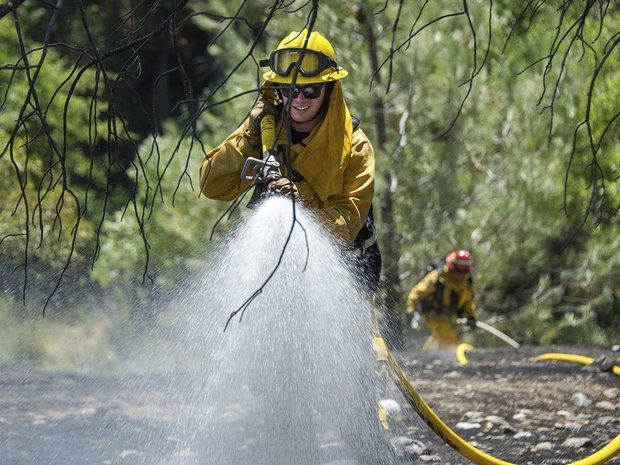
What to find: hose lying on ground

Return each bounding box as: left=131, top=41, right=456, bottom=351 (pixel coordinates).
left=534, top=352, right=620, bottom=376
left=455, top=343, right=474, bottom=365
left=373, top=336, right=620, bottom=465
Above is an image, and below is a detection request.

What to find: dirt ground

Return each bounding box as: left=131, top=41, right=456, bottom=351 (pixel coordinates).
left=0, top=344, right=618, bottom=465
left=389, top=343, right=620, bottom=465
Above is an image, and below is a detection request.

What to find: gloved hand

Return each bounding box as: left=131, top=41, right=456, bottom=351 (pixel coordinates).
left=406, top=312, right=421, bottom=330
left=268, top=177, right=299, bottom=198
left=247, top=98, right=277, bottom=140
left=465, top=316, right=477, bottom=330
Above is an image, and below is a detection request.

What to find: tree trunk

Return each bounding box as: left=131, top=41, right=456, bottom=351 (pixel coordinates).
left=356, top=7, right=404, bottom=349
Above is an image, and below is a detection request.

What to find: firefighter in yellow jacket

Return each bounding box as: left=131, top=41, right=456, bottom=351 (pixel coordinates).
left=199, top=29, right=381, bottom=291
left=406, top=250, right=477, bottom=351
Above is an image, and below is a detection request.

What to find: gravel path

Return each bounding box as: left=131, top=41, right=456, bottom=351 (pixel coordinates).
left=388, top=344, right=620, bottom=465
left=0, top=344, right=618, bottom=465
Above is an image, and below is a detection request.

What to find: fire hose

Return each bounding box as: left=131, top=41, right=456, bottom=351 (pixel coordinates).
left=252, top=98, right=619, bottom=465
left=534, top=352, right=620, bottom=376
left=373, top=336, right=620, bottom=465
left=455, top=318, right=520, bottom=349
left=443, top=319, right=519, bottom=365
left=456, top=342, right=474, bottom=365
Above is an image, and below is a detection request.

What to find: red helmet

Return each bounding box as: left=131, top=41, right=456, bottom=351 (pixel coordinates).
left=445, top=249, right=473, bottom=275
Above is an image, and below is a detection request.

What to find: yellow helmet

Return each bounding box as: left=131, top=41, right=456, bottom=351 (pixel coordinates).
left=261, top=29, right=349, bottom=84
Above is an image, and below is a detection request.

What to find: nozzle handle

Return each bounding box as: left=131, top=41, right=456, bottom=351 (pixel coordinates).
left=239, top=108, right=281, bottom=182
left=260, top=113, right=276, bottom=156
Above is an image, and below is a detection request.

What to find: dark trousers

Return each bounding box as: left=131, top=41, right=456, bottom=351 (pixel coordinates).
left=353, top=240, right=382, bottom=293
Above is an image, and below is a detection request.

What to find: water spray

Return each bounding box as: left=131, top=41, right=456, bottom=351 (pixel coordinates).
left=181, top=197, right=398, bottom=465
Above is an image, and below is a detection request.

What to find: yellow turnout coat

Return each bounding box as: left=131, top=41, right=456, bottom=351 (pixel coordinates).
left=199, top=81, right=375, bottom=245
left=406, top=267, right=476, bottom=349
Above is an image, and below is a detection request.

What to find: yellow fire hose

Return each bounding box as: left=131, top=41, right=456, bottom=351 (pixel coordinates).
left=534, top=352, right=620, bottom=376
left=456, top=342, right=474, bottom=365
left=373, top=336, right=620, bottom=465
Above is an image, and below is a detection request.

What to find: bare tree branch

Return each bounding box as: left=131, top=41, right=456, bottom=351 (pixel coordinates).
left=1, top=0, right=618, bottom=313
left=0, top=0, right=26, bottom=20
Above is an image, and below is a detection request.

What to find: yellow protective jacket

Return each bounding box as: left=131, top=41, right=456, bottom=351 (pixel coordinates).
left=406, top=268, right=476, bottom=318
left=199, top=82, right=375, bottom=245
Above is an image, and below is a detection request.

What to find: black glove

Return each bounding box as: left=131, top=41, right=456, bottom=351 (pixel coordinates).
left=466, top=316, right=477, bottom=330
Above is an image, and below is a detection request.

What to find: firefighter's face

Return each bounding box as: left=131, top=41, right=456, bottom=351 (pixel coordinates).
left=282, top=84, right=325, bottom=131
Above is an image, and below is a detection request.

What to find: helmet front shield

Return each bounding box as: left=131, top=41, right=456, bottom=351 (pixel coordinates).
left=261, top=48, right=340, bottom=78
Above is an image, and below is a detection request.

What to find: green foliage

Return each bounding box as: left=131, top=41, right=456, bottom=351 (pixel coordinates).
left=0, top=294, right=118, bottom=371
left=90, top=123, right=229, bottom=290
left=345, top=1, right=620, bottom=344
left=0, top=20, right=124, bottom=269
left=1, top=0, right=619, bottom=360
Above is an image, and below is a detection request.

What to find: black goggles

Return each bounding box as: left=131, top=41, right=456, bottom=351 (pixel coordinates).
left=260, top=48, right=339, bottom=77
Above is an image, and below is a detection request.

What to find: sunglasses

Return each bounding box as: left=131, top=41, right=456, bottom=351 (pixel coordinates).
left=280, top=84, right=324, bottom=100
left=260, top=48, right=339, bottom=78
